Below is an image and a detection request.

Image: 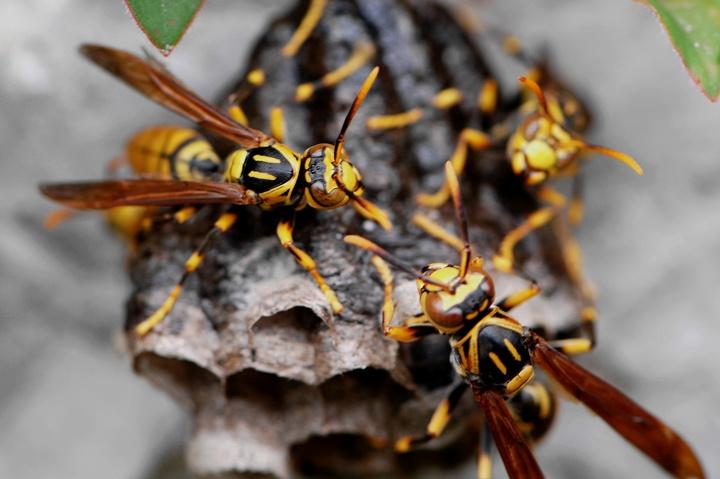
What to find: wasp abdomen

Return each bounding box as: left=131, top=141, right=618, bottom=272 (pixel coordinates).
left=126, top=126, right=222, bottom=181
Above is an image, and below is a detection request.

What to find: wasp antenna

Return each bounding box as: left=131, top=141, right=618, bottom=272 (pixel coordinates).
left=444, top=162, right=472, bottom=280
left=582, top=143, right=644, bottom=176
left=518, top=76, right=550, bottom=119
left=344, top=235, right=453, bottom=291
left=333, top=66, right=380, bottom=166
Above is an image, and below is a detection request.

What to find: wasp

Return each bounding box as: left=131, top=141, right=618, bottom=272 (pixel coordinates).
left=344, top=163, right=703, bottom=478
left=40, top=43, right=391, bottom=337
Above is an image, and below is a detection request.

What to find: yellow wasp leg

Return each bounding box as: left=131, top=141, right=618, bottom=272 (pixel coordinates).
left=277, top=216, right=343, bottom=314
left=492, top=185, right=567, bottom=274
left=496, top=281, right=540, bottom=312
left=295, top=42, right=376, bottom=102
left=478, top=421, right=494, bottom=479
left=412, top=212, right=466, bottom=252
left=416, top=128, right=492, bottom=208
left=173, top=206, right=197, bottom=224
left=282, top=0, right=327, bottom=57
left=270, top=106, right=286, bottom=143
left=365, top=88, right=462, bottom=131
left=547, top=306, right=597, bottom=356
left=366, top=108, right=424, bottom=130
left=135, top=212, right=238, bottom=336
left=228, top=103, right=250, bottom=127
left=395, top=382, right=469, bottom=452
left=370, top=256, right=436, bottom=342
left=477, top=78, right=498, bottom=116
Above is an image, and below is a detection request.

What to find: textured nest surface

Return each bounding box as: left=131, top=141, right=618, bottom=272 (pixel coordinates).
left=123, top=0, right=586, bottom=477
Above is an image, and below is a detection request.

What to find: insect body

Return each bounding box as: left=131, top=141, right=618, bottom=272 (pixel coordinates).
left=40, top=44, right=390, bottom=336
left=345, top=163, right=703, bottom=479
left=127, top=125, right=223, bottom=181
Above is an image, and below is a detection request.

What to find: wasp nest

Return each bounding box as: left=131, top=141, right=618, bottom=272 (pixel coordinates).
left=124, top=0, right=586, bottom=476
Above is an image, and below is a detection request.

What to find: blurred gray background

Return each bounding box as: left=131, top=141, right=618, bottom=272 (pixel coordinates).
left=1, top=0, right=718, bottom=478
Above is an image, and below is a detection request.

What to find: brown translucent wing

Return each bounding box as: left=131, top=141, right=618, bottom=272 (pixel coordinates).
left=39, top=179, right=257, bottom=209
left=473, top=388, right=545, bottom=479
left=531, top=334, right=705, bottom=479
left=80, top=44, right=271, bottom=148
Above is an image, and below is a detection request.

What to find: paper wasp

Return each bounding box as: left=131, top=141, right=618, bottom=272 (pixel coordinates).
left=345, top=163, right=703, bottom=478
left=40, top=43, right=391, bottom=336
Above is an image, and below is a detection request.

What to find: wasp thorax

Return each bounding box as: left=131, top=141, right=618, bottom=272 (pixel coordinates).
left=453, top=320, right=534, bottom=397
left=418, top=264, right=495, bottom=334
left=302, top=143, right=363, bottom=210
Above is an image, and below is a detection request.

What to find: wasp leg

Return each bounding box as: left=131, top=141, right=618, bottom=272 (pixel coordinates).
left=282, top=0, right=327, bottom=57
left=416, top=128, right=492, bottom=208
left=478, top=420, right=494, bottom=479
left=546, top=306, right=596, bottom=356
left=370, top=255, right=437, bottom=342
left=270, top=106, right=286, bottom=143
left=496, top=280, right=540, bottom=312
left=492, top=186, right=567, bottom=274
left=134, top=211, right=238, bottom=336
left=412, top=212, right=466, bottom=253
left=277, top=215, right=343, bottom=314
left=395, top=381, right=469, bottom=452
left=294, top=42, right=376, bottom=102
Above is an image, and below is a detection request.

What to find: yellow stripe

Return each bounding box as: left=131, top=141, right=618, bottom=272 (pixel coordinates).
left=253, top=154, right=282, bottom=164
left=504, top=338, right=522, bottom=361
left=248, top=170, right=277, bottom=181
left=488, top=352, right=507, bottom=375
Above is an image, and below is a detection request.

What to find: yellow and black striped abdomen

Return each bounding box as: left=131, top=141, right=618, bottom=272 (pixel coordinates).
left=224, top=144, right=302, bottom=209
left=126, top=126, right=222, bottom=180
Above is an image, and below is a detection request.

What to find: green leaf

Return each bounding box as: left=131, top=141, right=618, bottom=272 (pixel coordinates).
left=643, top=0, right=720, bottom=101
left=125, top=0, right=206, bottom=56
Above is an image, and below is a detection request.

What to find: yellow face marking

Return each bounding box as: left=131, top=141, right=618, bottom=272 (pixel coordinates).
left=253, top=154, right=282, bottom=164
left=488, top=352, right=507, bottom=375
left=525, top=140, right=557, bottom=171
left=248, top=170, right=278, bottom=181
left=504, top=338, right=522, bottom=362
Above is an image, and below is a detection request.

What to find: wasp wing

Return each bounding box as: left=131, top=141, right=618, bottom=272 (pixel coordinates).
left=39, top=179, right=257, bottom=209
left=531, top=335, right=704, bottom=479
left=80, top=44, right=271, bottom=148
left=473, top=388, right=544, bottom=479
